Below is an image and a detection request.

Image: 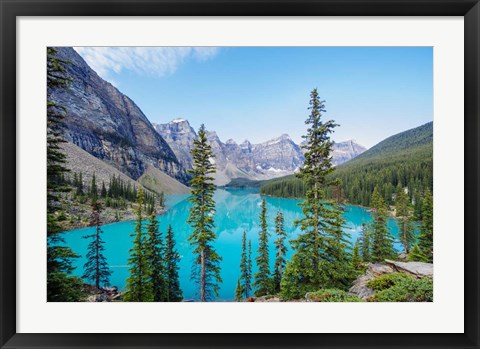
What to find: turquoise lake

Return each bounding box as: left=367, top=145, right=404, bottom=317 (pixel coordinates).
left=64, top=188, right=403, bottom=301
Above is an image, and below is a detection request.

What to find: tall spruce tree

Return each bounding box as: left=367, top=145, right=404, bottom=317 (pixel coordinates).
left=82, top=199, right=111, bottom=288
left=359, top=223, right=371, bottom=262
left=47, top=47, right=83, bottom=302
left=281, top=88, right=353, bottom=300
left=254, top=198, right=271, bottom=296
left=76, top=172, right=84, bottom=196
left=395, top=185, right=415, bottom=254
left=101, top=181, right=107, bottom=198
left=351, top=239, right=362, bottom=272
left=247, top=240, right=253, bottom=298
left=187, top=124, right=222, bottom=301
left=370, top=187, right=396, bottom=262
left=165, top=225, right=183, bottom=301
left=238, top=231, right=252, bottom=299
left=145, top=205, right=166, bottom=302
left=90, top=172, right=98, bottom=201
left=125, top=187, right=151, bottom=301
left=234, top=280, right=243, bottom=302
left=273, top=211, right=287, bottom=293
left=417, top=188, right=433, bottom=262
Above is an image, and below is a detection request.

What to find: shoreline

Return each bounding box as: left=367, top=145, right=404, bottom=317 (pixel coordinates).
left=61, top=206, right=167, bottom=232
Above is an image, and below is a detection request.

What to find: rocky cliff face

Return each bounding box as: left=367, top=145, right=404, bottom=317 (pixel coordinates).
left=152, top=119, right=197, bottom=170
left=156, top=119, right=367, bottom=185
left=250, top=134, right=304, bottom=173
left=50, top=47, right=189, bottom=183
left=301, top=139, right=367, bottom=166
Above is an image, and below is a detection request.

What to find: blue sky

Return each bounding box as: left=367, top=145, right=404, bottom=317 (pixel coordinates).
left=75, top=47, right=433, bottom=148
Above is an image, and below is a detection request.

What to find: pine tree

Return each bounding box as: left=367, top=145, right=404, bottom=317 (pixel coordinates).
left=165, top=225, right=183, bottom=301
left=407, top=244, right=425, bottom=262
left=124, top=187, right=151, bottom=301
left=395, top=185, right=415, bottom=254
left=82, top=199, right=111, bottom=288
left=281, top=89, right=353, bottom=300
left=370, top=187, right=396, bottom=262
left=73, top=172, right=79, bottom=190
left=77, top=172, right=84, bottom=196
left=358, top=223, right=371, bottom=262
left=47, top=47, right=83, bottom=302
left=254, top=198, right=271, bottom=296
left=413, top=191, right=423, bottom=221
left=247, top=240, right=253, bottom=298
left=145, top=206, right=165, bottom=302
left=90, top=172, right=98, bottom=200
left=101, top=181, right=107, bottom=198
left=273, top=211, right=287, bottom=293
left=417, top=188, right=433, bottom=262
left=352, top=239, right=362, bottom=272
left=238, top=231, right=252, bottom=299
left=187, top=124, right=222, bottom=301
left=235, top=280, right=243, bottom=302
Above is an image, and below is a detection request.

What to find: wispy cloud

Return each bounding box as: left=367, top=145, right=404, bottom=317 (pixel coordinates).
left=73, top=47, right=220, bottom=80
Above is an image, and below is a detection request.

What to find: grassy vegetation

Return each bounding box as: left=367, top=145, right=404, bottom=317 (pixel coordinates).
left=367, top=273, right=433, bottom=302
left=306, top=289, right=364, bottom=302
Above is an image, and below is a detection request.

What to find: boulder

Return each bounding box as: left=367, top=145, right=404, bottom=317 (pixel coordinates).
left=366, top=263, right=394, bottom=278
left=397, top=253, right=408, bottom=261
left=349, top=260, right=434, bottom=299
left=349, top=275, right=375, bottom=299
left=253, top=295, right=282, bottom=302
left=385, top=260, right=433, bottom=278
left=95, top=293, right=109, bottom=302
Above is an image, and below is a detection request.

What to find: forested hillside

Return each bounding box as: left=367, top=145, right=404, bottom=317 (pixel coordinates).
left=260, top=122, right=433, bottom=215
left=333, top=122, right=432, bottom=208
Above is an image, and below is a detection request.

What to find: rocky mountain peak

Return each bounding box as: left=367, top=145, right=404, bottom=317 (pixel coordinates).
left=241, top=140, right=252, bottom=149
left=153, top=117, right=367, bottom=185
left=171, top=118, right=187, bottom=123
left=50, top=47, right=188, bottom=183
left=331, top=139, right=367, bottom=166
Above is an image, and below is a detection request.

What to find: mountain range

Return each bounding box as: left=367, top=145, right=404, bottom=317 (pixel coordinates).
left=51, top=47, right=367, bottom=192
left=154, top=119, right=367, bottom=185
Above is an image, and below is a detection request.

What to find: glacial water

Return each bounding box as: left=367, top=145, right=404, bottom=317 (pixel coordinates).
left=63, top=188, right=403, bottom=301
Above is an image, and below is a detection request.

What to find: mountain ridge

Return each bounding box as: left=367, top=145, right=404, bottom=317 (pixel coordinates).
left=258, top=121, right=433, bottom=204
left=154, top=118, right=367, bottom=185
left=51, top=47, right=189, bottom=184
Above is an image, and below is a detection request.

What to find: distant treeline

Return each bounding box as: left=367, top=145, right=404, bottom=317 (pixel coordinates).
left=332, top=144, right=432, bottom=215
left=259, top=154, right=432, bottom=220
left=260, top=176, right=305, bottom=199
left=61, top=172, right=163, bottom=211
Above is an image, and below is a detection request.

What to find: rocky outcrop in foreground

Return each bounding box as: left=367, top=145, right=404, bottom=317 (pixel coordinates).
left=84, top=285, right=122, bottom=302
left=349, top=260, right=433, bottom=299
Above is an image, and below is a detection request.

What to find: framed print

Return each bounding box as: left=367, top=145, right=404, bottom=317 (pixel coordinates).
left=1, top=0, right=479, bottom=348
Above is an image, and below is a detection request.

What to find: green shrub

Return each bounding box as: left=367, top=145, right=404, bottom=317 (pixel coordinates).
left=307, top=289, right=364, bottom=302
left=370, top=277, right=433, bottom=302
left=367, top=273, right=413, bottom=291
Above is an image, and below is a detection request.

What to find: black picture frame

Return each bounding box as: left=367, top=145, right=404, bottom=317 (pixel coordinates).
left=1, top=1, right=478, bottom=348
